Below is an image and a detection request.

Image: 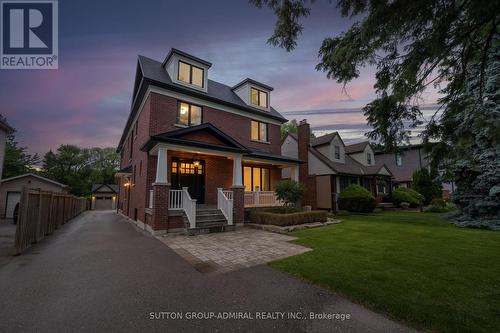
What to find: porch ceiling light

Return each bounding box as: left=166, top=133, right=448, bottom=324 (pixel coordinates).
left=193, top=160, right=200, bottom=167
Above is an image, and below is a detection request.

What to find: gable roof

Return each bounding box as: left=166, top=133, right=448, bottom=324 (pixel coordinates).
left=345, top=141, right=370, bottom=154
left=141, top=123, right=249, bottom=154
left=309, top=147, right=392, bottom=176
left=91, top=184, right=119, bottom=193
left=162, top=48, right=212, bottom=68
left=0, top=173, right=68, bottom=187
left=118, top=55, right=288, bottom=151
left=232, top=78, right=274, bottom=91
left=311, top=132, right=342, bottom=147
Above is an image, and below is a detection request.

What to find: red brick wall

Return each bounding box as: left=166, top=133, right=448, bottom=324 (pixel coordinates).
left=119, top=95, right=151, bottom=223
left=149, top=92, right=282, bottom=154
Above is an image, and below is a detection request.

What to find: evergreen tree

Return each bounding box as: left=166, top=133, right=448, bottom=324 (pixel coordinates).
left=253, top=0, right=499, bottom=225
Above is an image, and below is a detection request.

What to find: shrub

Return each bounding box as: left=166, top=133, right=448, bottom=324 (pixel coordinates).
left=431, top=198, right=446, bottom=207
left=424, top=202, right=457, bottom=213
left=392, top=187, right=424, bottom=207
left=412, top=168, right=442, bottom=205
left=249, top=210, right=327, bottom=226
left=275, top=180, right=305, bottom=207
left=251, top=207, right=302, bottom=214
left=337, top=184, right=377, bottom=213
left=400, top=202, right=410, bottom=209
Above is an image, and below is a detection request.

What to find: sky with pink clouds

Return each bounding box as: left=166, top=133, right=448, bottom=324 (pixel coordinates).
left=0, top=0, right=441, bottom=157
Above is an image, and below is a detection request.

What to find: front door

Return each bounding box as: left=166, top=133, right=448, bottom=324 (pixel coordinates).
left=171, top=158, right=205, bottom=204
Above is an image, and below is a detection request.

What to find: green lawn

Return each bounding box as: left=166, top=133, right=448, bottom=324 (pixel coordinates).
left=270, top=211, right=500, bottom=333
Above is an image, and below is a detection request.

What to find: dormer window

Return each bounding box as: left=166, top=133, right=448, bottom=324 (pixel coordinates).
left=250, top=87, right=268, bottom=108
left=178, top=60, right=204, bottom=88
left=334, top=145, right=340, bottom=160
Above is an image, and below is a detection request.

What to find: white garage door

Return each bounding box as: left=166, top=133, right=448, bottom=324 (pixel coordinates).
left=6, top=192, right=21, bottom=218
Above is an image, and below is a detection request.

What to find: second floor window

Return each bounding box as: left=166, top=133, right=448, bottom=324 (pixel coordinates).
left=334, top=145, right=340, bottom=159
left=177, top=102, right=202, bottom=126
left=251, top=120, right=268, bottom=142
left=178, top=61, right=204, bottom=88
left=367, top=152, right=372, bottom=165
left=250, top=87, right=268, bottom=108
left=396, top=153, right=402, bottom=166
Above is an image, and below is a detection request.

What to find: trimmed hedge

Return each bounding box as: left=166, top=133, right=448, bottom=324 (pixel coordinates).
left=392, top=187, right=424, bottom=207
left=249, top=210, right=327, bottom=226
left=337, top=184, right=377, bottom=213
left=252, top=207, right=302, bottom=214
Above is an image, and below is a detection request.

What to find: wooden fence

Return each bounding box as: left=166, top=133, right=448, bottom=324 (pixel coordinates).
left=14, top=187, right=87, bottom=254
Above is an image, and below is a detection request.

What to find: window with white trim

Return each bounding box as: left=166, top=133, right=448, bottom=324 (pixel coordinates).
left=250, top=87, right=268, bottom=108
left=177, top=102, right=202, bottom=126
left=251, top=120, right=268, bottom=142
left=178, top=60, right=204, bottom=88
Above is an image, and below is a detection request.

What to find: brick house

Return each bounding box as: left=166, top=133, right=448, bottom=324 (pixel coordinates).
left=281, top=120, right=393, bottom=211
left=116, top=49, right=300, bottom=235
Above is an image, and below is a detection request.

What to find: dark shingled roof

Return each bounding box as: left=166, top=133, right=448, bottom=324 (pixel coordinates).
left=345, top=141, right=370, bottom=154
left=91, top=184, right=119, bottom=193
left=311, top=132, right=339, bottom=147
left=118, top=55, right=288, bottom=150
left=232, top=78, right=274, bottom=91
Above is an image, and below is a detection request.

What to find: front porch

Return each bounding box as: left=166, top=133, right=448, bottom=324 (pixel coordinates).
left=146, top=145, right=298, bottom=234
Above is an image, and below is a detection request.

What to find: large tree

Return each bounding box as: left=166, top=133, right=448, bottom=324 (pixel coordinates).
left=42, top=145, right=119, bottom=196
left=252, top=0, right=499, bottom=226
left=0, top=116, right=39, bottom=178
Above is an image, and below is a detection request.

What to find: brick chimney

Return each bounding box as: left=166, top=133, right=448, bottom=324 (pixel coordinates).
left=297, top=119, right=310, bottom=183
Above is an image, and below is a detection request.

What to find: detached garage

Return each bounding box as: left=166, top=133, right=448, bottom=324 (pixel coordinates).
left=91, top=184, right=118, bottom=210
left=0, top=173, right=69, bottom=219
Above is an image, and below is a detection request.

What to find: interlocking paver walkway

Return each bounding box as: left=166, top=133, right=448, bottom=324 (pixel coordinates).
left=158, top=227, right=311, bottom=274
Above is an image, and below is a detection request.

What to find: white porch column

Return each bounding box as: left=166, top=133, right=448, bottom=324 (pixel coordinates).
left=155, top=146, right=169, bottom=184
left=290, top=164, right=299, bottom=182
left=232, top=154, right=243, bottom=187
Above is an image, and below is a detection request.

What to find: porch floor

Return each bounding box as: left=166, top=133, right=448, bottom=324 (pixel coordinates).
left=157, top=228, right=311, bottom=274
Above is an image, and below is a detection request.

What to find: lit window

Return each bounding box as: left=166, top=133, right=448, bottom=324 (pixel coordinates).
left=251, top=120, right=268, bottom=142
left=367, top=153, right=372, bottom=165
left=177, top=61, right=204, bottom=88
left=250, top=87, right=268, bottom=108
left=334, top=146, right=340, bottom=160
left=243, top=166, right=270, bottom=191
left=177, top=102, right=202, bottom=126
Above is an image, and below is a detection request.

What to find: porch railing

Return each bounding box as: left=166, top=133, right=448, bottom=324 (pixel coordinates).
left=217, top=188, right=233, bottom=225
left=244, top=191, right=283, bottom=207
left=169, top=187, right=196, bottom=228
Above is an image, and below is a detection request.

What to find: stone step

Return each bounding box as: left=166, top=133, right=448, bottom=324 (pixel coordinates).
left=196, top=221, right=228, bottom=228
left=196, top=209, right=224, bottom=216
left=188, top=224, right=236, bottom=236
left=196, top=215, right=226, bottom=223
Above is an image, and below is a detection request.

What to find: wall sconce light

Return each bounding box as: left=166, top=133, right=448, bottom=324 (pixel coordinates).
left=124, top=182, right=130, bottom=187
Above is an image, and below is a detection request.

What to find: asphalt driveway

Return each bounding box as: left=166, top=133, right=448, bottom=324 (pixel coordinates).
left=0, top=211, right=414, bottom=333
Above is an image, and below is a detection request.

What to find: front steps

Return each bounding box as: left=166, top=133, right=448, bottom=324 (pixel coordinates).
left=187, top=207, right=234, bottom=235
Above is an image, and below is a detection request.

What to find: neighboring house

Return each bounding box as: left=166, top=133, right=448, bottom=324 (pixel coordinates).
left=375, top=144, right=455, bottom=198
left=91, top=184, right=118, bottom=210
left=0, top=173, right=68, bottom=219
left=281, top=121, right=393, bottom=211
left=116, top=48, right=300, bottom=235
left=0, top=119, right=14, bottom=180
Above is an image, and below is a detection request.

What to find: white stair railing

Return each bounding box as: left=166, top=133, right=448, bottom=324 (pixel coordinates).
left=217, top=188, right=233, bottom=225
left=169, top=188, right=197, bottom=228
